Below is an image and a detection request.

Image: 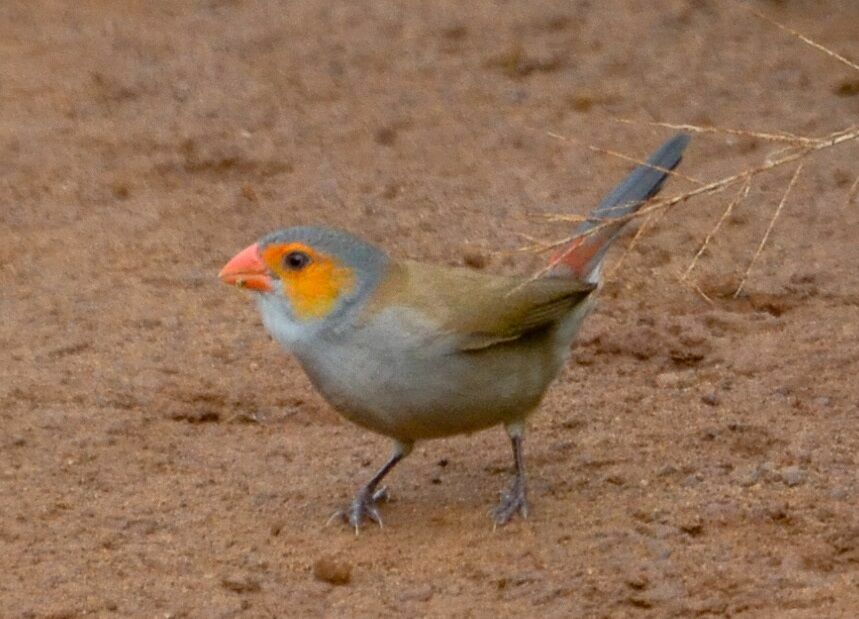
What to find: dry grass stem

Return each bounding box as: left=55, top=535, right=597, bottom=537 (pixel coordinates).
left=524, top=212, right=587, bottom=226
left=847, top=175, right=859, bottom=206
left=682, top=177, right=752, bottom=280
left=538, top=125, right=857, bottom=248
left=514, top=232, right=565, bottom=254
left=612, top=118, right=817, bottom=146
left=729, top=0, right=859, bottom=74
left=733, top=163, right=804, bottom=298
left=607, top=201, right=676, bottom=280
left=673, top=269, right=715, bottom=305
left=546, top=131, right=704, bottom=186
left=523, top=125, right=857, bottom=285
left=525, top=12, right=857, bottom=299
left=606, top=212, right=654, bottom=279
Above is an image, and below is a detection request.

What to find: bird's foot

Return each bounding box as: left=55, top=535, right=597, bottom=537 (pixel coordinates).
left=330, top=486, right=389, bottom=533
left=492, top=479, right=528, bottom=527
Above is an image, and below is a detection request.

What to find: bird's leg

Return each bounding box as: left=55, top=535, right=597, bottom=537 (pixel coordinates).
left=339, top=441, right=412, bottom=531
left=492, top=423, right=528, bottom=526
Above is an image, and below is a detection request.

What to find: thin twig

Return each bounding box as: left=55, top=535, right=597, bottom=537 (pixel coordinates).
left=733, top=163, right=804, bottom=298
left=546, top=131, right=705, bottom=186
left=764, top=144, right=808, bottom=165
left=729, top=0, right=859, bottom=74
left=524, top=211, right=587, bottom=226
left=612, top=118, right=817, bottom=146
left=606, top=201, right=677, bottom=280
left=521, top=125, right=858, bottom=287
left=847, top=175, right=859, bottom=206
left=673, top=269, right=715, bottom=305
left=682, top=177, right=752, bottom=280
left=606, top=212, right=654, bottom=280
left=533, top=125, right=858, bottom=260
left=514, top=232, right=563, bottom=253
left=527, top=8, right=858, bottom=292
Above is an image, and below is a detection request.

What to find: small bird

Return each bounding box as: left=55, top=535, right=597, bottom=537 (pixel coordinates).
left=219, top=134, right=690, bottom=529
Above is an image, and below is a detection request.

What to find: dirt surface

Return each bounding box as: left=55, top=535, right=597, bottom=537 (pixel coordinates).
left=2, top=1, right=858, bottom=617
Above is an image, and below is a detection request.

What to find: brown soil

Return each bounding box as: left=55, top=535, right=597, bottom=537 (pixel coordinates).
left=2, top=1, right=858, bottom=617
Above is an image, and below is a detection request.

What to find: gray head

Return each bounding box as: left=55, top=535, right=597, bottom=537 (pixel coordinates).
left=258, top=226, right=388, bottom=284
left=219, top=226, right=389, bottom=347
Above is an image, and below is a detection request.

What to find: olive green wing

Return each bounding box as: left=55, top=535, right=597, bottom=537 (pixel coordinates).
left=363, top=260, right=595, bottom=352
left=444, top=273, right=596, bottom=351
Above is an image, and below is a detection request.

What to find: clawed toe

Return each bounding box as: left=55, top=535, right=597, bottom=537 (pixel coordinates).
left=371, top=486, right=389, bottom=504
left=492, top=484, right=528, bottom=526
left=332, top=486, right=390, bottom=532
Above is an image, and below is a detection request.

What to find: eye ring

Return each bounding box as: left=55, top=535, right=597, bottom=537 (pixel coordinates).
left=283, top=250, right=311, bottom=271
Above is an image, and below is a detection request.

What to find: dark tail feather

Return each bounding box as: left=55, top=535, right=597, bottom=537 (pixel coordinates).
left=550, top=133, right=691, bottom=281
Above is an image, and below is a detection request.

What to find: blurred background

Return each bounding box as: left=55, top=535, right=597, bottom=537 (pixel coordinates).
left=1, top=1, right=858, bottom=616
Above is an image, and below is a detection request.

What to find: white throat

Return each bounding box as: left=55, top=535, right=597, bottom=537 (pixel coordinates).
left=256, top=294, right=317, bottom=351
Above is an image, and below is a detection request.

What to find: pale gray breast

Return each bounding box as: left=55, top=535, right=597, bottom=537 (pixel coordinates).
left=291, top=303, right=592, bottom=441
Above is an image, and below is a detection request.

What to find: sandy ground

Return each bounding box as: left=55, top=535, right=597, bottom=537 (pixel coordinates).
left=2, top=1, right=858, bottom=616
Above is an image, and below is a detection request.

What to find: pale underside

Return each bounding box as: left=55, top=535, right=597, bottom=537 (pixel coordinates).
left=259, top=260, right=596, bottom=442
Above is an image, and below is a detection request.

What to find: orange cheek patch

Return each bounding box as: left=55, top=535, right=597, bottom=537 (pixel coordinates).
left=261, top=243, right=355, bottom=320
left=285, top=262, right=355, bottom=319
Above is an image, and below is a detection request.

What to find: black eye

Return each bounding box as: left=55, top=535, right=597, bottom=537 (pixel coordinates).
left=283, top=251, right=311, bottom=270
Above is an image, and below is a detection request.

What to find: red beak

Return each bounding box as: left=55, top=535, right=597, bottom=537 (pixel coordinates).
left=218, top=243, right=274, bottom=292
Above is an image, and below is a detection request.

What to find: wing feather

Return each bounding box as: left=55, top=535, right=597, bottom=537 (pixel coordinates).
left=364, top=261, right=595, bottom=352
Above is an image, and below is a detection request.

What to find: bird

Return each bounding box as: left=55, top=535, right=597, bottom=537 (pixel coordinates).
left=219, top=133, right=691, bottom=530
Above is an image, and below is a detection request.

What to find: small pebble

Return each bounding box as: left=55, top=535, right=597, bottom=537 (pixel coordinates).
left=656, top=464, right=677, bottom=477
left=313, top=557, right=352, bottom=586
left=625, top=573, right=649, bottom=590
left=655, top=372, right=682, bottom=389
left=221, top=573, right=261, bottom=593
left=681, top=474, right=702, bottom=487
left=678, top=517, right=704, bottom=537
left=398, top=584, right=434, bottom=603
left=780, top=466, right=806, bottom=487
left=701, top=392, right=720, bottom=406
left=462, top=251, right=488, bottom=269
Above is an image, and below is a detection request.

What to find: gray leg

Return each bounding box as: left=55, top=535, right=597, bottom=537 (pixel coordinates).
left=492, top=424, right=528, bottom=525
left=339, top=441, right=412, bottom=532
